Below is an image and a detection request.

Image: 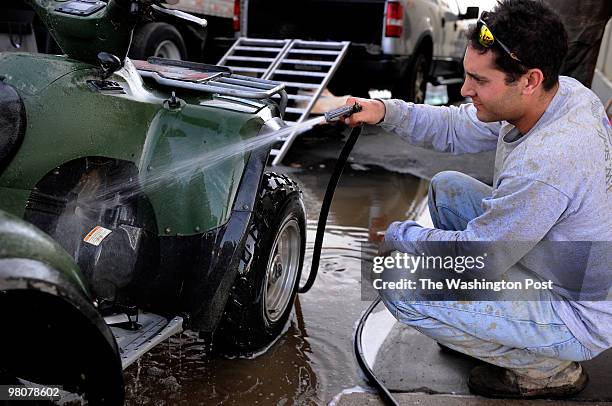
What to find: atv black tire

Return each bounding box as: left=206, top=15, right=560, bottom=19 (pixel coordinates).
left=129, top=22, right=187, bottom=61
left=217, top=172, right=306, bottom=355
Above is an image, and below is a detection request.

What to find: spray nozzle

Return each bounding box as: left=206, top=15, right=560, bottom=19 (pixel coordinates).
left=324, top=102, right=363, bottom=122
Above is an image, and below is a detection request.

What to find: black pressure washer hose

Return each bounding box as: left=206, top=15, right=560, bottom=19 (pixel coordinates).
left=298, top=103, right=363, bottom=294
left=355, top=297, right=399, bottom=406
left=297, top=103, right=400, bottom=406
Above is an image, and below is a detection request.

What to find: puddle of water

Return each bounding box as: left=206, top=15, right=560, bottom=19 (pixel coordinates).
left=123, top=166, right=429, bottom=405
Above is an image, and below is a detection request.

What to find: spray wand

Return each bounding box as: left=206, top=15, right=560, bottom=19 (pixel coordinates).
left=323, top=102, right=363, bottom=122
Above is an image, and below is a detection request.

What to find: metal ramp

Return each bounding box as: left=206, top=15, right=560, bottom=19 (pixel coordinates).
left=219, top=38, right=350, bottom=165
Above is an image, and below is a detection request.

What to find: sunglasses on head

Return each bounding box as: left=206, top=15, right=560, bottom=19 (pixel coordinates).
left=477, top=12, right=522, bottom=64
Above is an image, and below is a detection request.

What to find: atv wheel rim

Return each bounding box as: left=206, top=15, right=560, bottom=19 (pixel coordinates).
left=264, top=218, right=301, bottom=323
left=154, top=40, right=182, bottom=60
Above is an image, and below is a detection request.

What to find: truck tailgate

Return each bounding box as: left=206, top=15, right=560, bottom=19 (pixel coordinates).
left=246, top=0, right=386, bottom=46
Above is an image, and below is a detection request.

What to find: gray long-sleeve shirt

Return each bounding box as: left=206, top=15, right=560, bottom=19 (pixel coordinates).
left=381, top=76, right=612, bottom=354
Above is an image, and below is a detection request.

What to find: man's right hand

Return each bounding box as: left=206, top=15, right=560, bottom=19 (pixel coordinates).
left=344, top=97, right=386, bottom=127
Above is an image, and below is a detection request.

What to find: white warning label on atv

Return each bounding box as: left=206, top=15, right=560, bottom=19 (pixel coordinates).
left=84, top=226, right=112, bottom=246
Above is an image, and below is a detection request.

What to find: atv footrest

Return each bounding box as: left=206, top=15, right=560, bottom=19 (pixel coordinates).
left=109, top=312, right=183, bottom=369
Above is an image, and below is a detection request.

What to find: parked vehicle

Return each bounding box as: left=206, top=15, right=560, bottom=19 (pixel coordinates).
left=0, top=0, right=61, bottom=54
left=0, top=0, right=304, bottom=401
left=130, top=0, right=237, bottom=62
left=0, top=0, right=236, bottom=62
left=237, top=0, right=478, bottom=102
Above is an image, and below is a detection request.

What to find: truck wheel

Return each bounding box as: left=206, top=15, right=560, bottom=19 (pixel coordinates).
left=393, top=51, right=430, bottom=103
left=217, top=172, right=306, bottom=355
left=447, top=83, right=465, bottom=103
left=129, top=22, right=187, bottom=61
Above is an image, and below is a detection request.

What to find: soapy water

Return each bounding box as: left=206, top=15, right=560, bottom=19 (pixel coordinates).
left=85, top=116, right=329, bottom=205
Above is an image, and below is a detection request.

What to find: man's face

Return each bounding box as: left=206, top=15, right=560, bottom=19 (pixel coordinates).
left=461, top=45, right=523, bottom=123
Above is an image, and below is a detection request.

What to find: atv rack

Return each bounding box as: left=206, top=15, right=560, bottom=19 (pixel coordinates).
left=134, top=57, right=288, bottom=112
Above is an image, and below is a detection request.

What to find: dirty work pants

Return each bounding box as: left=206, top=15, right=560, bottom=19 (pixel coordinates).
left=380, top=171, right=595, bottom=380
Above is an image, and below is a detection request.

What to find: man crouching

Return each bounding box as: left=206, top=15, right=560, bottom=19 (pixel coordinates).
left=345, top=0, right=612, bottom=399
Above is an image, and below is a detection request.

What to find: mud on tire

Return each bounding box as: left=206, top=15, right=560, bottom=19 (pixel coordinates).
left=216, top=172, right=306, bottom=355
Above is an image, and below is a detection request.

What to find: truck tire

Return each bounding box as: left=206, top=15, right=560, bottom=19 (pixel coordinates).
left=447, top=83, right=465, bottom=103
left=129, top=22, right=187, bottom=61
left=216, top=172, right=306, bottom=355
left=393, top=51, right=430, bottom=104
left=328, top=74, right=371, bottom=98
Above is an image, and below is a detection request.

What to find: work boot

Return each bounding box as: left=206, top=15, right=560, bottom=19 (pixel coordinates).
left=468, top=362, right=588, bottom=399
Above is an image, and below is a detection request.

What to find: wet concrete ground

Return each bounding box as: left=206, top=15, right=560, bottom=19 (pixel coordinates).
left=368, top=310, right=612, bottom=402
left=337, top=393, right=612, bottom=406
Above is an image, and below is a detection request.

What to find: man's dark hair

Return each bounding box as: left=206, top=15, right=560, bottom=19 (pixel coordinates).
left=467, top=0, right=568, bottom=91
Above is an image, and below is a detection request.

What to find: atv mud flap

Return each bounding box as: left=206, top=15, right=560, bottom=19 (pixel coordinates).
left=0, top=261, right=124, bottom=404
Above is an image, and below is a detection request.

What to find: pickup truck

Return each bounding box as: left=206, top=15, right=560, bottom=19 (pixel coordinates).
left=237, top=0, right=479, bottom=102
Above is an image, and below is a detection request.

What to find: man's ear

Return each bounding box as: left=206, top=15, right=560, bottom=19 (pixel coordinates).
left=522, top=68, right=545, bottom=95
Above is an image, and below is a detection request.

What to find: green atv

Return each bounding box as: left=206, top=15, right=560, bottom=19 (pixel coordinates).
left=0, top=0, right=305, bottom=402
